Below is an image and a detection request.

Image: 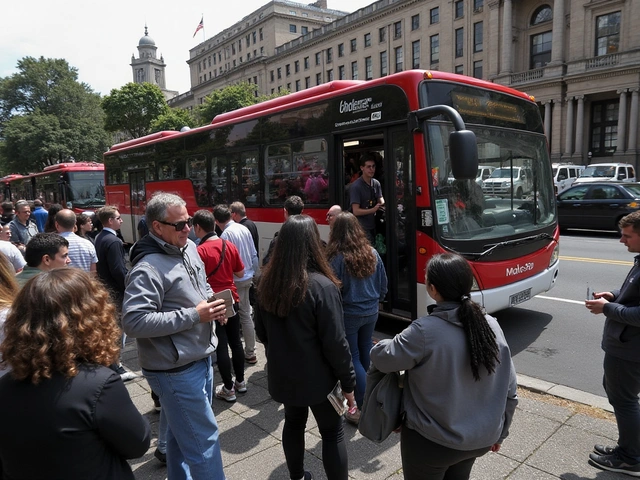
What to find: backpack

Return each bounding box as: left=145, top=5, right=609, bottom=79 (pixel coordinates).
left=358, top=365, right=404, bottom=443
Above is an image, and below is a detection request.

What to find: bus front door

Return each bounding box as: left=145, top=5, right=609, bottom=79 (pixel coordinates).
left=128, top=171, right=146, bottom=242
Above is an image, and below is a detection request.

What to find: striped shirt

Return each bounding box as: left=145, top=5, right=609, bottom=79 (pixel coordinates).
left=59, top=232, right=98, bottom=272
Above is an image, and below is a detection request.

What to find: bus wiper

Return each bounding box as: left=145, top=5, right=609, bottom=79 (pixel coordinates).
left=474, top=233, right=553, bottom=260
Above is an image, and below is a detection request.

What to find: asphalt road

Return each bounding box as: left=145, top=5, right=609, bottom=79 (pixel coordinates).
left=379, top=230, right=633, bottom=398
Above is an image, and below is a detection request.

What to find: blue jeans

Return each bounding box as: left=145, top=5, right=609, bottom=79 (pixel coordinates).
left=143, top=357, right=226, bottom=480
left=344, top=313, right=378, bottom=408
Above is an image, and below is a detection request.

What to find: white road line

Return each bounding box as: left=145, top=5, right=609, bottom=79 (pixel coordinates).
left=535, top=295, right=585, bottom=305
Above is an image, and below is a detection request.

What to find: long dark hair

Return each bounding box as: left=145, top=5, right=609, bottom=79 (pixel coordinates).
left=427, top=253, right=500, bottom=381
left=257, top=215, right=340, bottom=317
left=326, top=212, right=376, bottom=278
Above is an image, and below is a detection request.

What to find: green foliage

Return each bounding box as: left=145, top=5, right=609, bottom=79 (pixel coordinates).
left=196, top=82, right=274, bottom=125
left=102, top=82, right=169, bottom=138
left=0, top=56, right=109, bottom=172
left=150, top=107, right=196, bottom=133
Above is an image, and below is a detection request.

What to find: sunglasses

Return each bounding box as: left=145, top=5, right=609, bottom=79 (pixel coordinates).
left=158, top=217, right=193, bottom=231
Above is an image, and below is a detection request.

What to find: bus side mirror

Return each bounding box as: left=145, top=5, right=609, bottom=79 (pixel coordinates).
left=449, top=130, right=478, bottom=180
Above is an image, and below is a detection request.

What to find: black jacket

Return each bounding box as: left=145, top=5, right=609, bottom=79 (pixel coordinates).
left=0, top=364, right=150, bottom=479
left=95, top=230, right=128, bottom=305
left=255, top=272, right=355, bottom=406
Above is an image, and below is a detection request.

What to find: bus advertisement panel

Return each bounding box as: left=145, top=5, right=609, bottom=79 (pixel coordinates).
left=104, top=70, right=559, bottom=320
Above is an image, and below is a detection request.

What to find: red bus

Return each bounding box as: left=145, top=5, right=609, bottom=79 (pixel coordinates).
left=104, top=70, right=559, bottom=320
left=0, top=162, right=106, bottom=214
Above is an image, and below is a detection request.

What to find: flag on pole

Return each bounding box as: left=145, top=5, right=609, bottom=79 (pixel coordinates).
left=193, top=17, right=204, bottom=38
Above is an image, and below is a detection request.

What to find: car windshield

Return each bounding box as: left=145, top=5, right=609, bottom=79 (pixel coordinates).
left=623, top=184, right=640, bottom=197
left=428, top=123, right=555, bottom=244
left=581, top=166, right=616, bottom=178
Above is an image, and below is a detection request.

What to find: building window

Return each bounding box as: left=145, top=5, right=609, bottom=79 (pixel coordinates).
left=530, top=31, right=552, bottom=68
left=455, top=65, right=464, bottom=74
left=295, top=79, right=301, bottom=91
left=294, top=60, right=300, bottom=73
left=246, top=35, right=251, bottom=48
left=455, top=28, right=464, bottom=57
left=364, top=33, right=371, bottom=48
left=411, top=14, right=420, bottom=31
left=474, top=22, right=483, bottom=52
left=394, top=21, right=402, bottom=39
left=277, top=68, right=282, bottom=79
left=351, top=61, right=358, bottom=79
left=338, top=44, right=344, bottom=57
left=380, top=51, right=388, bottom=76
left=232, top=44, right=236, bottom=55
left=316, top=73, right=322, bottom=85
left=259, top=28, right=263, bottom=41
left=596, top=11, right=621, bottom=56
left=301, top=26, right=308, bottom=35
left=430, top=35, right=439, bottom=64
left=290, top=24, right=297, bottom=33
left=339, top=65, right=345, bottom=80
left=430, top=7, right=439, bottom=24
left=315, top=52, right=321, bottom=66
left=350, top=38, right=357, bottom=52
left=305, top=76, right=311, bottom=88
left=365, top=56, right=373, bottom=80
left=287, top=83, right=291, bottom=90
left=591, top=100, right=619, bottom=155
left=270, top=70, right=274, bottom=82
left=474, top=0, right=483, bottom=11
left=253, top=31, right=257, bottom=44
left=455, top=0, right=464, bottom=19
left=412, top=40, right=420, bottom=69
left=286, top=64, right=291, bottom=76
left=327, top=69, right=334, bottom=81
left=379, top=26, right=386, bottom=43
left=473, top=60, right=483, bottom=78
left=531, top=5, right=553, bottom=25
left=304, top=57, right=310, bottom=69
left=395, top=46, right=403, bottom=72
left=327, top=47, right=333, bottom=63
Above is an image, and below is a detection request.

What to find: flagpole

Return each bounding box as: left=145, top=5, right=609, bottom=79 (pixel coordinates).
left=201, top=14, right=205, bottom=42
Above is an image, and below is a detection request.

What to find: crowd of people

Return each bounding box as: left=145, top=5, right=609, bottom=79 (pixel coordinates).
left=4, top=181, right=636, bottom=479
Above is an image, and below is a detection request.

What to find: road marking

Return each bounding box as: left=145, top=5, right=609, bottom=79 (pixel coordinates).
left=560, top=255, right=633, bottom=266
left=536, top=295, right=585, bottom=305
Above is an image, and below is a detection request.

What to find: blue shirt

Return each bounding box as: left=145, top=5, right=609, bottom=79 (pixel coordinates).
left=32, top=206, right=48, bottom=233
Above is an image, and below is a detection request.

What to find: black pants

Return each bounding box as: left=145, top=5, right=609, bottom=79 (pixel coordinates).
left=283, top=399, right=348, bottom=480
left=215, top=311, right=245, bottom=390
left=401, top=424, right=491, bottom=480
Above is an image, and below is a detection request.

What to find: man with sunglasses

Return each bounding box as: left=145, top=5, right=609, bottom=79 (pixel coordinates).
left=123, top=192, right=228, bottom=480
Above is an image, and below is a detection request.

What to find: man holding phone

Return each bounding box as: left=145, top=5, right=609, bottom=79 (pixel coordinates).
left=193, top=209, right=248, bottom=402
left=585, top=210, right=640, bottom=476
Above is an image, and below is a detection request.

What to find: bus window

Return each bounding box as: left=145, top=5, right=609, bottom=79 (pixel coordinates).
left=188, top=156, right=208, bottom=207
left=210, top=155, right=227, bottom=206
left=107, top=168, right=122, bottom=185
left=265, top=144, right=293, bottom=204
left=296, top=139, right=329, bottom=205
left=158, top=160, right=185, bottom=180
left=240, top=150, right=259, bottom=206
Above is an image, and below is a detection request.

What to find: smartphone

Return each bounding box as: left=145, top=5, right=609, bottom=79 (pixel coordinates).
left=208, top=289, right=235, bottom=318
left=586, top=286, right=593, bottom=300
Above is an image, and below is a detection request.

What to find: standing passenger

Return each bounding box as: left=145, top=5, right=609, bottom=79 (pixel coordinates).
left=349, top=153, right=384, bottom=244
left=55, top=209, right=98, bottom=272
left=326, top=212, right=387, bottom=424
left=32, top=199, right=48, bottom=232
left=256, top=215, right=355, bottom=480
left=230, top=201, right=259, bottom=254
left=122, top=192, right=228, bottom=480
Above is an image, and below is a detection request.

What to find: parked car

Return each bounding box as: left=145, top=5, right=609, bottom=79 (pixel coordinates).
left=482, top=166, right=532, bottom=198
left=552, top=163, right=585, bottom=194
left=573, top=163, right=636, bottom=184
left=556, top=182, right=640, bottom=231
left=476, top=165, right=495, bottom=186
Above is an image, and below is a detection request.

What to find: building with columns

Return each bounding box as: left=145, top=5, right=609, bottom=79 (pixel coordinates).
left=131, top=26, right=178, bottom=101
left=169, top=0, right=639, bottom=167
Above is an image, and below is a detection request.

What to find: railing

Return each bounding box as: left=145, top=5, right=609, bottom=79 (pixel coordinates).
left=586, top=53, right=620, bottom=70
left=510, top=68, right=544, bottom=84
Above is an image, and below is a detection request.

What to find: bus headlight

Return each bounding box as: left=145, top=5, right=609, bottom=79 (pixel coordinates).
left=549, top=243, right=560, bottom=267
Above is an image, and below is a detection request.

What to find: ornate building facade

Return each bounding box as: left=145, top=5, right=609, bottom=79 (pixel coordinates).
left=131, top=26, right=178, bottom=101
left=169, top=0, right=640, bottom=166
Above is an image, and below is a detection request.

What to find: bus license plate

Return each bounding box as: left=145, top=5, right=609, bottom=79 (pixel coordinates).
left=509, top=288, right=531, bottom=306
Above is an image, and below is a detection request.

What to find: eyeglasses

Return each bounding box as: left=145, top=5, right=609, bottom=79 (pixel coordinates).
left=158, top=217, right=193, bottom=231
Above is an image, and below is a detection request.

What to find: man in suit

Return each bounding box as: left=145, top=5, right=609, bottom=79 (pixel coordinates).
left=95, top=206, right=135, bottom=381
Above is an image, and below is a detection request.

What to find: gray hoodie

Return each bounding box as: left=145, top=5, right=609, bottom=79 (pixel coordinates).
left=122, top=234, right=216, bottom=371
left=370, top=302, right=518, bottom=450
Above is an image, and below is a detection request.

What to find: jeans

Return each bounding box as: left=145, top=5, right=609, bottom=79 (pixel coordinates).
left=158, top=408, right=167, bottom=454
left=283, top=400, right=348, bottom=480
left=143, top=357, right=226, bottom=480
left=603, top=353, right=640, bottom=463
left=216, top=311, right=245, bottom=389
left=401, top=424, right=490, bottom=480
left=236, top=279, right=255, bottom=358
left=344, top=313, right=378, bottom=408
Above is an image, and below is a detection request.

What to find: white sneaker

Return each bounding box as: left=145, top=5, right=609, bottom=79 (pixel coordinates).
left=234, top=380, right=247, bottom=393
left=215, top=384, right=236, bottom=402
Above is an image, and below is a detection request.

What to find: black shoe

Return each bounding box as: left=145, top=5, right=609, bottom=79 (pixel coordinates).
left=594, top=444, right=618, bottom=456
left=589, top=452, right=640, bottom=476
left=290, top=472, right=313, bottom=480
left=154, top=448, right=167, bottom=464
left=151, top=391, right=161, bottom=412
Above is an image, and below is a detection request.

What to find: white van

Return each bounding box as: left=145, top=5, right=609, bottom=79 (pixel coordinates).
left=552, top=163, right=585, bottom=194
left=476, top=165, right=495, bottom=185
left=573, top=163, right=636, bottom=184
left=482, top=166, right=533, bottom=198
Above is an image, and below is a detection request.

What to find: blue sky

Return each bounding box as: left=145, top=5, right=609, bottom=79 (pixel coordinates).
left=1, top=0, right=373, bottom=97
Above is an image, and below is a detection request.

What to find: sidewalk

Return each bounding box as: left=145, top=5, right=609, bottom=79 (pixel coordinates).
left=122, top=339, right=624, bottom=480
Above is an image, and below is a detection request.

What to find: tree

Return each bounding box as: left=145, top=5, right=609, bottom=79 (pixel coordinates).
left=150, top=107, right=196, bottom=133
left=101, top=82, right=169, bottom=139
left=0, top=57, right=109, bottom=172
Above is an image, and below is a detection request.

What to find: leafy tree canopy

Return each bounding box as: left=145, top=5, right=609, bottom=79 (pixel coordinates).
left=151, top=107, right=196, bottom=133
left=102, top=82, right=169, bottom=138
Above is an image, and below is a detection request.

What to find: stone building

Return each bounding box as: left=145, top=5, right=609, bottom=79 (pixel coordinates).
left=131, top=26, right=179, bottom=101
left=170, top=0, right=640, bottom=166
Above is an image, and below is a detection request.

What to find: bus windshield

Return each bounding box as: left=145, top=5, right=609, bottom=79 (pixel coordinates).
left=428, top=123, right=555, bottom=243
left=67, top=171, right=105, bottom=209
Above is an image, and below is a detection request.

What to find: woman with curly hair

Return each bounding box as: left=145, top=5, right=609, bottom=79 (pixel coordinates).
left=0, top=268, right=151, bottom=479
left=0, top=251, right=18, bottom=379
left=370, top=253, right=518, bottom=480
left=326, top=212, right=387, bottom=424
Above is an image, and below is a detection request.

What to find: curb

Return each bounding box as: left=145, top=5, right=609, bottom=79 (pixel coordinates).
left=517, top=373, right=613, bottom=413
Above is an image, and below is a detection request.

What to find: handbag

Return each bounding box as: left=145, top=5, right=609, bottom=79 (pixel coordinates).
left=358, top=365, right=404, bottom=443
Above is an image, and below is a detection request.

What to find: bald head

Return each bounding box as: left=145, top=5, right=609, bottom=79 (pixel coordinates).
left=326, top=205, right=342, bottom=227
left=55, top=209, right=78, bottom=232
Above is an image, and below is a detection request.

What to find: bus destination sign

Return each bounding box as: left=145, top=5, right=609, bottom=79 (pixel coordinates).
left=451, top=91, right=526, bottom=125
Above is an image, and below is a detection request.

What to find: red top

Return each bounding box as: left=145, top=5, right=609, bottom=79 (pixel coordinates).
left=197, top=237, right=244, bottom=303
